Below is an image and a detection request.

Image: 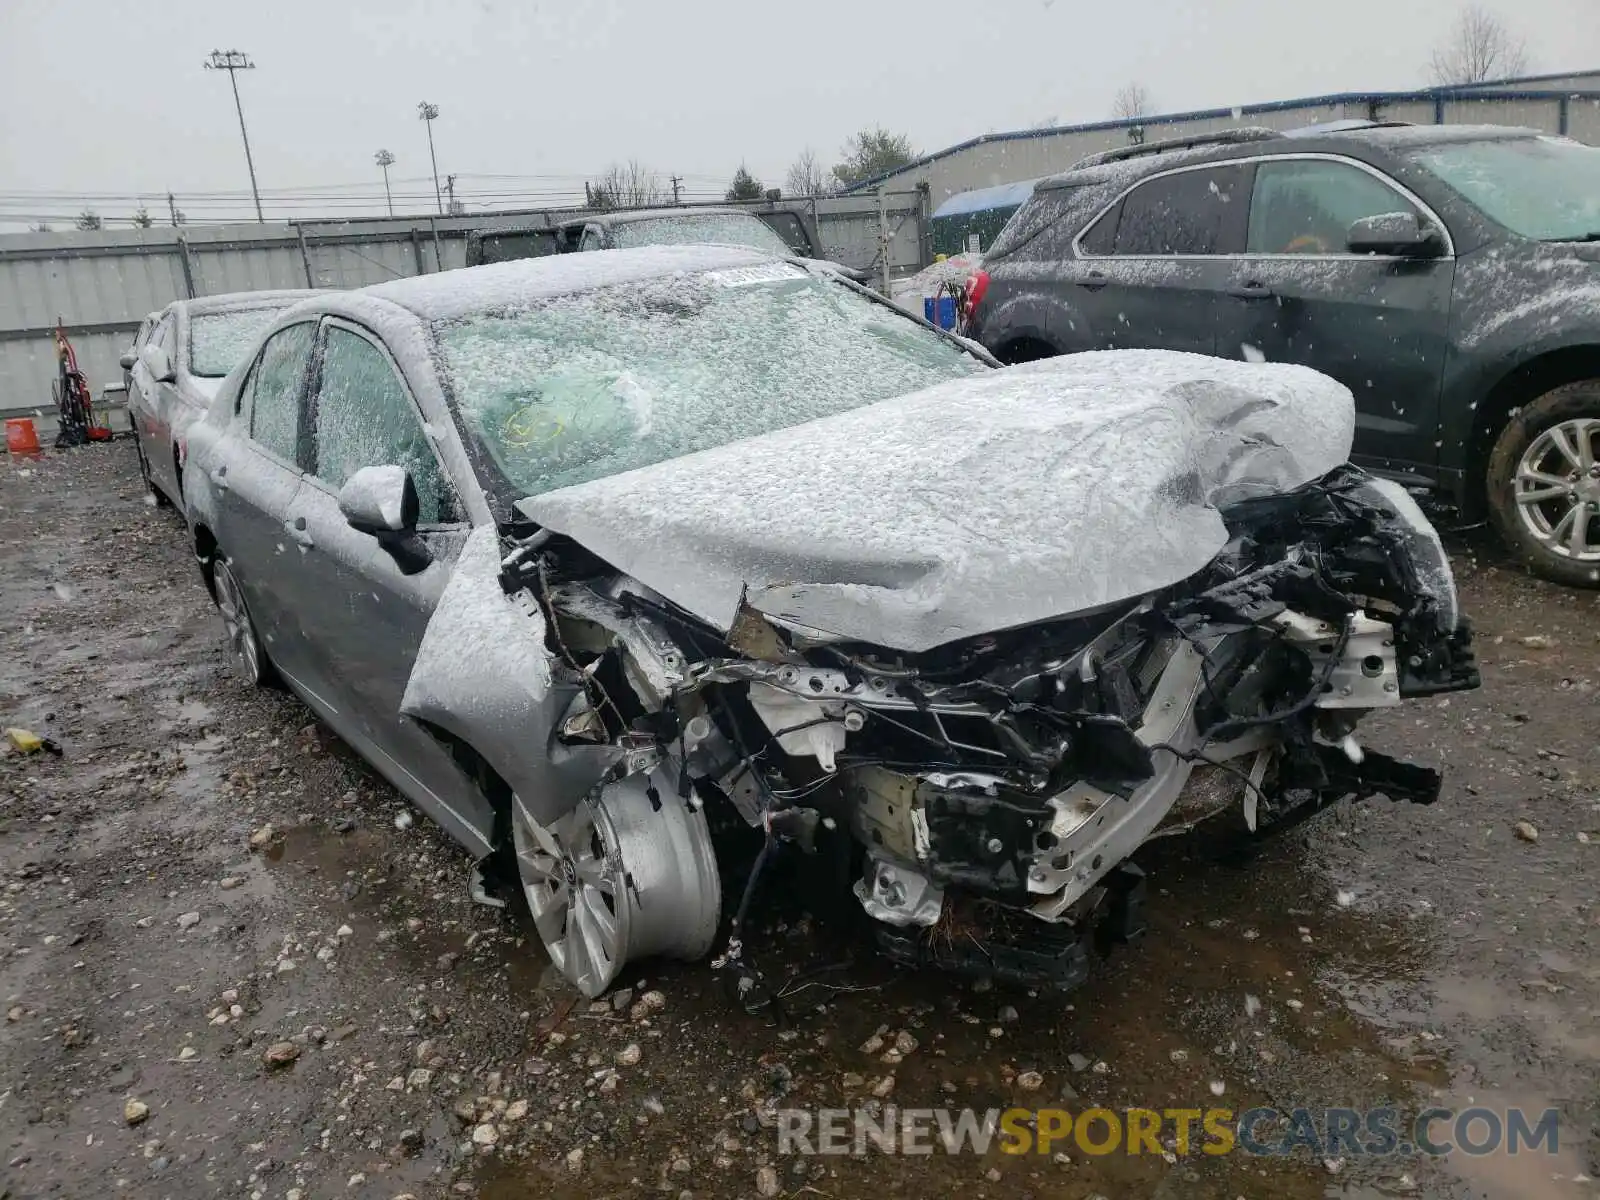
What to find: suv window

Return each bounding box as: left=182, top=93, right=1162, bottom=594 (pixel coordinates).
left=249, top=322, right=317, bottom=465
left=311, top=325, right=452, bottom=523
left=1103, top=165, right=1248, bottom=256
left=1247, top=159, right=1419, bottom=255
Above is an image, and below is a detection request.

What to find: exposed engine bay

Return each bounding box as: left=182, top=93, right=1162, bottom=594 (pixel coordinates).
left=494, top=464, right=1479, bottom=1000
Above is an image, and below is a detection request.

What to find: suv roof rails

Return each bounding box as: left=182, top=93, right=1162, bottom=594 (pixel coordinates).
left=1069, top=127, right=1286, bottom=170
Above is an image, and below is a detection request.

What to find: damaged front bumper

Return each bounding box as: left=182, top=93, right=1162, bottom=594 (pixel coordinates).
left=488, top=465, right=1477, bottom=995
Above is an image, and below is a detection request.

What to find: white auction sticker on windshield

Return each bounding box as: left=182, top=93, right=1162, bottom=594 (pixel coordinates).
left=700, top=263, right=807, bottom=288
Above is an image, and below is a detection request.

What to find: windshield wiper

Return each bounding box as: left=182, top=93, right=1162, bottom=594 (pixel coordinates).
left=1546, top=233, right=1600, bottom=243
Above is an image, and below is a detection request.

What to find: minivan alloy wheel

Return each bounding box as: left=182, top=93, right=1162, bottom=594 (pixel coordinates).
left=512, top=771, right=721, bottom=998
left=1514, top=416, right=1600, bottom=562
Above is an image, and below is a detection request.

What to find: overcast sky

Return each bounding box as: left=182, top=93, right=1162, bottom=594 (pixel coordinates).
left=2, top=0, right=1597, bottom=226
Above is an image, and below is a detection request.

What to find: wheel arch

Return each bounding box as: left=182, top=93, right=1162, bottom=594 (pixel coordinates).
left=192, top=522, right=219, bottom=599
left=992, top=335, right=1062, bottom=365
left=1463, top=345, right=1600, bottom=516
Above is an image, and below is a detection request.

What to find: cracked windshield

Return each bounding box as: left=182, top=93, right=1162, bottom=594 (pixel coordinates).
left=2, top=3, right=1597, bottom=1200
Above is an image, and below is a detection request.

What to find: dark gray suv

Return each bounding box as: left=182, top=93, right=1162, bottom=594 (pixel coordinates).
left=969, top=123, right=1600, bottom=587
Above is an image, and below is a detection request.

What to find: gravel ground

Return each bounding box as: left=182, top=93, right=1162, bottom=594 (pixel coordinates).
left=1, top=441, right=1596, bottom=1200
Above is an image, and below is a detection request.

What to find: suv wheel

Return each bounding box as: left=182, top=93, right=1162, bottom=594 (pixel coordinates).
left=1486, top=381, right=1600, bottom=588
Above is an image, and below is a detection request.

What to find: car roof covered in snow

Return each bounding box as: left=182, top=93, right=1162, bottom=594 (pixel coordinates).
left=181, top=289, right=324, bottom=316
left=1320, top=122, right=1544, bottom=148
left=557, top=206, right=765, bottom=231
left=356, top=244, right=782, bottom=321
left=1035, top=122, right=1547, bottom=192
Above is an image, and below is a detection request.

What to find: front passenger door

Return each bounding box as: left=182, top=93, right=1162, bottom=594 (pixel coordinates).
left=1221, top=157, right=1455, bottom=474
left=280, top=321, right=484, bottom=837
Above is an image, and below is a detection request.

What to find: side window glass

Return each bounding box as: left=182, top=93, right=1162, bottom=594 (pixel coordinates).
left=150, top=315, right=176, bottom=353
left=1247, top=160, right=1420, bottom=255
left=249, top=323, right=317, bottom=465
left=1078, top=199, right=1122, bottom=255
left=312, top=326, right=454, bottom=524
left=1114, top=166, right=1247, bottom=255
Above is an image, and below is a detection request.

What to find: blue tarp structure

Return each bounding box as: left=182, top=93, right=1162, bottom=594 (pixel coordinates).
left=931, top=179, right=1042, bottom=220
left=929, top=179, right=1040, bottom=255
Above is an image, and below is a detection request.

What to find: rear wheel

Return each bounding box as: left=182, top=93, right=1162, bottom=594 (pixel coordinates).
left=211, top=556, right=275, bottom=687
left=1486, top=382, right=1600, bottom=588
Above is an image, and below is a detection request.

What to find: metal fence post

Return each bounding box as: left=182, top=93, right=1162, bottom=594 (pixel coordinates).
left=295, top=225, right=315, bottom=287
left=877, top=187, right=892, bottom=297
left=427, top=216, right=444, bottom=273
left=176, top=236, right=197, bottom=298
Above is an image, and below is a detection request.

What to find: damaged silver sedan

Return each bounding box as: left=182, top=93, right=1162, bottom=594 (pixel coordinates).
left=182, top=246, right=1479, bottom=1000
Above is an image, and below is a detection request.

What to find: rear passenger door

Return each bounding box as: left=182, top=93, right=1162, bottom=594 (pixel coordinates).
left=1071, top=162, right=1251, bottom=355
left=279, top=321, right=484, bottom=835
left=1221, top=156, right=1455, bottom=474
left=213, top=321, right=320, bottom=685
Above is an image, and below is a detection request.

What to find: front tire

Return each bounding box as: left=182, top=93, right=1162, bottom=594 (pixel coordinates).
left=211, top=556, right=276, bottom=687
left=1486, top=382, right=1600, bottom=588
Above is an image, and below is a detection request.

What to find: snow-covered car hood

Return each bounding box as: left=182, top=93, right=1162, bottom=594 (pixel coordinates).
left=519, top=350, right=1356, bottom=652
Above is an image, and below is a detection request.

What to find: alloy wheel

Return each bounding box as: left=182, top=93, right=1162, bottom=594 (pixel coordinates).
left=212, top=558, right=264, bottom=684
left=511, top=770, right=721, bottom=998
left=1513, top=417, right=1600, bottom=562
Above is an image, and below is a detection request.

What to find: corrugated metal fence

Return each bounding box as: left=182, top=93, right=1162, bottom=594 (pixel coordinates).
left=0, top=192, right=928, bottom=416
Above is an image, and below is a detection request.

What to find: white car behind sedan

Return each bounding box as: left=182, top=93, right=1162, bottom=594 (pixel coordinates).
left=128, top=290, right=319, bottom=512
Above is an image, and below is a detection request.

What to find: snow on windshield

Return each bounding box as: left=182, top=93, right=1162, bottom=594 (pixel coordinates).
left=611, top=213, right=793, bottom=255
left=433, top=266, right=985, bottom=498
left=1408, top=136, right=1600, bottom=241
left=189, top=308, right=291, bottom=378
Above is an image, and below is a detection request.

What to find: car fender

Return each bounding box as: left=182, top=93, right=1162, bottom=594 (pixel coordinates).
left=398, top=525, right=624, bottom=832
left=979, top=286, right=1097, bottom=357
left=1441, top=285, right=1600, bottom=459
left=180, top=423, right=224, bottom=543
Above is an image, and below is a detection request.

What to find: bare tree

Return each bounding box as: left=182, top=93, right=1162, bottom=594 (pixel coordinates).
left=74, top=210, right=103, bottom=231
left=784, top=148, right=827, bottom=198
left=1428, top=6, right=1528, bottom=85
left=586, top=159, right=669, bottom=209
left=1111, top=81, right=1152, bottom=121
left=131, top=206, right=154, bottom=228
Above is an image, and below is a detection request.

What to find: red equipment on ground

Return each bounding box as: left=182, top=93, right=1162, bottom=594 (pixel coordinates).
left=53, top=323, right=112, bottom=447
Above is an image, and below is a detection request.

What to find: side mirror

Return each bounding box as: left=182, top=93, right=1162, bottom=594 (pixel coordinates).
left=119, top=352, right=137, bottom=370
left=1347, top=212, right=1444, bottom=258
left=338, top=464, right=419, bottom=534
left=140, top=344, right=176, bottom=384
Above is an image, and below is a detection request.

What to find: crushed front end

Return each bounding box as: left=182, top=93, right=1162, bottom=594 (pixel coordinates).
left=511, top=465, right=1477, bottom=996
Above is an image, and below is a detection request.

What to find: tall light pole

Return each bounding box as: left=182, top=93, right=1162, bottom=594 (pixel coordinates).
left=374, top=149, right=396, bottom=216
left=204, top=49, right=264, bottom=223
left=417, top=102, right=443, bottom=215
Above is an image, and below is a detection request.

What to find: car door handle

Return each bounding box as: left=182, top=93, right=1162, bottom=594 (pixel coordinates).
left=1228, top=282, right=1274, bottom=300
left=209, top=465, right=228, bottom=491
left=285, top=516, right=313, bottom=550
left=1078, top=271, right=1108, bottom=291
